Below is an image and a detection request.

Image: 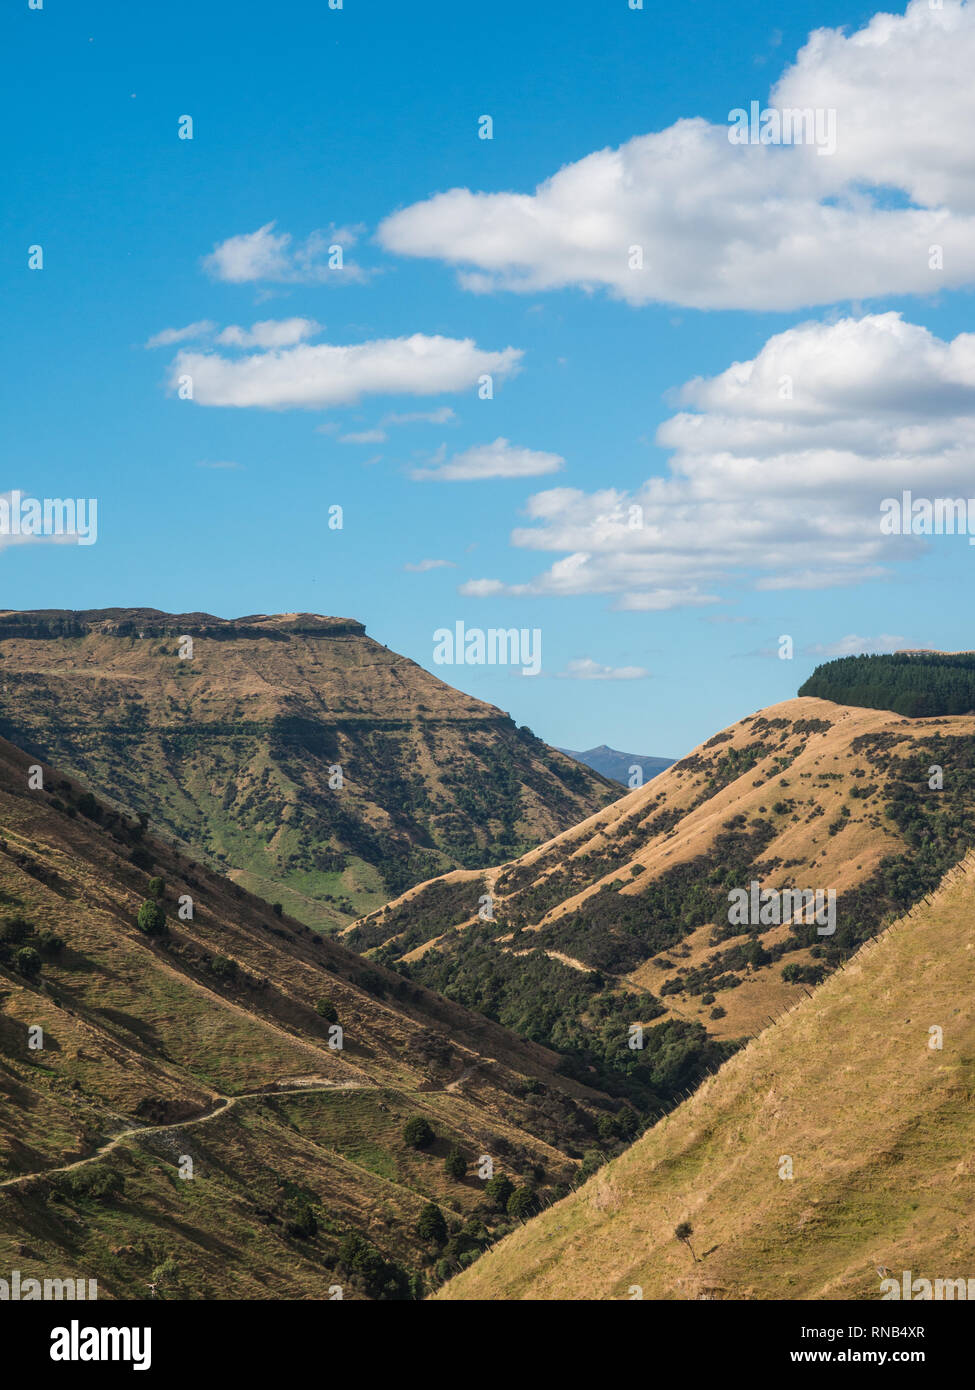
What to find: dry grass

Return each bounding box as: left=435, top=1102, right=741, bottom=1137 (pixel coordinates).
left=436, top=852, right=975, bottom=1300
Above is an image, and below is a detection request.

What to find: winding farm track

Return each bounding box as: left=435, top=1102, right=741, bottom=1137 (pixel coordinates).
left=0, top=1079, right=371, bottom=1190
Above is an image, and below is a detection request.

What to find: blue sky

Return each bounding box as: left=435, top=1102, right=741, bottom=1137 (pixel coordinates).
left=5, top=0, right=975, bottom=758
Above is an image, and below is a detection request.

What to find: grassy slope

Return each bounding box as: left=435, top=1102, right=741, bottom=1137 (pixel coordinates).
left=352, top=696, right=975, bottom=1050
left=0, top=735, right=612, bottom=1298
left=436, top=851, right=975, bottom=1300
left=0, top=609, right=616, bottom=930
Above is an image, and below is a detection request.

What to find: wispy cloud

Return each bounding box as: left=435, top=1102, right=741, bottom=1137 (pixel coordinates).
left=403, top=558, right=457, bottom=572
left=339, top=429, right=387, bottom=444
left=802, top=634, right=913, bottom=658
left=411, top=437, right=563, bottom=482
left=145, top=320, right=216, bottom=349
left=202, top=221, right=367, bottom=285
left=383, top=407, right=456, bottom=426
left=216, top=318, right=321, bottom=348
left=555, top=658, right=650, bottom=681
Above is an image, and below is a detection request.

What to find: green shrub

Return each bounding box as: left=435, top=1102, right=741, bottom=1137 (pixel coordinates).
left=484, top=1174, right=514, bottom=1210
left=14, top=946, right=41, bottom=979
left=0, top=916, right=33, bottom=945
left=506, top=1186, right=537, bottom=1221
left=417, top=1202, right=448, bottom=1245
left=147, top=877, right=165, bottom=900
left=315, top=998, right=338, bottom=1023
left=60, top=1165, right=124, bottom=1201
left=137, top=900, right=166, bottom=936
left=284, top=1200, right=317, bottom=1238
left=444, top=1146, right=466, bottom=1180
left=402, top=1116, right=435, bottom=1149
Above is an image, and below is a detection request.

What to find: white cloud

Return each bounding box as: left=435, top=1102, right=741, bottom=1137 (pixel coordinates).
left=803, top=634, right=913, bottom=657
left=378, top=1, right=975, bottom=311
left=411, top=436, right=564, bottom=481
left=339, top=429, right=388, bottom=444
left=168, top=335, right=521, bottom=410
left=383, top=407, right=456, bottom=426
left=403, top=558, right=457, bottom=572
left=457, top=312, right=975, bottom=609
left=216, top=318, right=321, bottom=348
left=202, top=222, right=365, bottom=284
left=146, top=320, right=215, bottom=348
left=555, top=658, right=650, bottom=680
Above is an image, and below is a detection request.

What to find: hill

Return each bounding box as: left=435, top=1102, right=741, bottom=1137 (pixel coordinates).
left=0, top=608, right=615, bottom=930
left=345, top=696, right=975, bottom=1103
left=557, top=746, right=674, bottom=787
left=799, top=650, right=975, bottom=717
left=435, top=850, right=975, bottom=1300
left=0, top=733, right=619, bottom=1299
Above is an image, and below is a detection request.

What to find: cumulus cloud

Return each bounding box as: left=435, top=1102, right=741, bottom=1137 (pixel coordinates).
left=216, top=318, right=321, bottom=348
left=202, top=222, right=366, bottom=284
left=411, top=437, right=564, bottom=481
left=168, top=335, right=521, bottom=410
left=378, top=1, right=975, bottom=311
left=457, top=312, right=975, bottom=610
left=555, top=658, right=650, bottom=680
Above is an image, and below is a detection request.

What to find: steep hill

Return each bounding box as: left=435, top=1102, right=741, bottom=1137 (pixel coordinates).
left=435, top=850, right=975, bottom=1300
left=0, top=608, right=614, bottom=930
left=557, top=746, right=674, bottom=787
left=0, top=733, right=617, bottom=1299
left=346, top=696, right=975, bottom=1101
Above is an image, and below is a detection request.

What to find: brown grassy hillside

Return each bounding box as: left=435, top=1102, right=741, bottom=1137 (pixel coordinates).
left=436, top=850, right=975, bottom=1300
left=0, top=608, right=614, bottom=929
left=346, top=696, right=975, bottom=1098
left=0, top=734, right=617, bottom=1299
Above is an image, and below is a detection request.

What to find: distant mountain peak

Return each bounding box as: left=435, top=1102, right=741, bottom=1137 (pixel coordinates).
left=557, top=745, right=675, bottom=786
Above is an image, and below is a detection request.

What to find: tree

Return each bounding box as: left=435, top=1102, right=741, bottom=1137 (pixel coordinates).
left=14, top=946, right=41, bottom=979
left=0, top=915, right=33, bottom=945
left=417, top=1202, right=448, bottom=1246
left=284, top=1199, right=317, bottom=1239
left=315, top=998, right=338, bottom=1023
left=402, top=1116, right=435, bottom=1149
left=597, top=1113, right=618, bottom=1144
left=444, top=1146, right=466, bottom=1180
left=579, top=1149, right=606, bottom=1181
left=484, top=1174, right=514, bottom=1211
left=675, top=1221, right=698, bottom=1262
left=147, top=876, right=165, bottom=900
left=506, top=1186, right=537, bottom=1222
left=137, top=899, right=166, bottom=935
